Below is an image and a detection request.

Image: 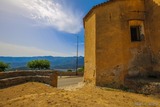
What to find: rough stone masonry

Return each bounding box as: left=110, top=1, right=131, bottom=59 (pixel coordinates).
left=83, top=0, right=160, bottom=88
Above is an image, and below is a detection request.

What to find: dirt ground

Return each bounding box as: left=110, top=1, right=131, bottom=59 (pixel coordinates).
left=0, top=82, right=159, bottom=107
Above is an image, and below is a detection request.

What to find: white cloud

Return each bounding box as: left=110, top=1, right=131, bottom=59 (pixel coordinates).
left=0, top=42, right=73, bottom=57
left=3, top=0, right=83, bottom=34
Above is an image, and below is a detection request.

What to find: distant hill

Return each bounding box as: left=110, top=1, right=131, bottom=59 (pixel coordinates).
left=0, top=56, right=84, bottom=70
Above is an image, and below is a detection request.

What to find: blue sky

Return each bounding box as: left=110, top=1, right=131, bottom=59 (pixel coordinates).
left=0, top=0, right=106, bottom=57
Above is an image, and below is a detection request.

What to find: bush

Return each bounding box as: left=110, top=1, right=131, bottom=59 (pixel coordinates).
left=27, top=60, right=50, bottom=70
left=0, top=62, right=9, bottom=72
left=67, top=69, right=72, bottom=72
left=77, top=66, right=84, bottom=72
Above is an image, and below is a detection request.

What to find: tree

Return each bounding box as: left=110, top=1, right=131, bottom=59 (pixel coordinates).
left=67, top=69, right=72, bottom=72
left=77, top=66, right=84, bottom=72
left=27, top=60, right=50, bottom=70
left=0, top=62, right=9, bottom=72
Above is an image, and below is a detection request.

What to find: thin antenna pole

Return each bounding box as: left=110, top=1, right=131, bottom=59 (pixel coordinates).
left=76, top=35, right=78, bottom=75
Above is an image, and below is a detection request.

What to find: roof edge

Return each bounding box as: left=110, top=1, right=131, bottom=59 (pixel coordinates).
left=83, top=0, right=118, bottom=27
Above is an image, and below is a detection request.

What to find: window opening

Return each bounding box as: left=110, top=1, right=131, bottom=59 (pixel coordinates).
left=130, top=26, right=141, bottom=42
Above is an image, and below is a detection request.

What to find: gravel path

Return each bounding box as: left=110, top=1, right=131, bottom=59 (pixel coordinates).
left=58, top=76, right=83, bottom=87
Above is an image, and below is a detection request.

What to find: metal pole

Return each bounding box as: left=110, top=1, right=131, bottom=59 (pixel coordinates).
left=76, top=35, right=78, bottom=75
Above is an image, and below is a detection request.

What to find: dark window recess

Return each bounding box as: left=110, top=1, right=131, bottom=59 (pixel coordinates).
left=130, top=26, right=141, bottom=42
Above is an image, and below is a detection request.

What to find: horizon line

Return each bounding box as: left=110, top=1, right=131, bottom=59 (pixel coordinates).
left=0, top=55, right=84, bottom=57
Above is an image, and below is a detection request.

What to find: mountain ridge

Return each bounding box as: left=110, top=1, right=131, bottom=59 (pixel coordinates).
left=0, top=56, right=84, bottom=70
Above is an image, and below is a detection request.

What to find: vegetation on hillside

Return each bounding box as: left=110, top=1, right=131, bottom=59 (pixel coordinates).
left=0, top=62, right=9, bottom=72
left=27, top=60, right=50, bottom=70
left=0, top=56, right=84, bottom=69
left=77, top=66, right=84, bottom=72
left=67, top=69, right=73, bottom=72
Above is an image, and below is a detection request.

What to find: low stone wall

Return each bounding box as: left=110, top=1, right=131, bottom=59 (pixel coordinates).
left=124, top=78, right=160, bottom=95
left=0, top=71, right=57, bottom=89
left=58, top=72, right=83, bottom=76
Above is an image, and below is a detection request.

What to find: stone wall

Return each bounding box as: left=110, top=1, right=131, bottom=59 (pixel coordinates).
left=0, top=71, right=58, bottom=89
left=84, top=0, right=160, bottom=88
left=145, top=0, right=160, bottom=73
left=125, top=77, right=160, bottom=95
left=58, top=72, right=83, bottom=76
left=95, top=0, right=124, bottom=87
left=95, top=0, right=149, bottom=87
left=84, top=13, right=96, bottom=83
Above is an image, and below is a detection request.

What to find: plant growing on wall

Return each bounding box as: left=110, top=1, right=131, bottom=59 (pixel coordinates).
left=27, top=60, right=50, bottom=70
left=0, top=62, right=9, bottom=72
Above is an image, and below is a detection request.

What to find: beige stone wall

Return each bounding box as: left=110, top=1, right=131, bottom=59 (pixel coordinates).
left=84, top=13, right=96, bottom=83
left=145, top=0, right=160, bottom=72
left=95, top=1, right=124, bottom=87
left=95, top=0, right=151, bottom=87
left=121, top=0, right=151, bottom=80
left=84, top=0, right=160, bottom=87
left=124, top=20, right=152, bottom=78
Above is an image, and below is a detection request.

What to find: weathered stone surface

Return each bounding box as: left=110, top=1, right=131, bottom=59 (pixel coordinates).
left=0, top=71, right=58, bottom=89
left=58, top=72, right=83, bottom=77
left=125, top=78, right=160, bottom=95
left=84, top=0, right=160, bottom=88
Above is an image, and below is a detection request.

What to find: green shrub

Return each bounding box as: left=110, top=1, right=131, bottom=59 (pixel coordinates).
left=27, top=60, right=50, bottom=70
left=77, top=66, right=84, bottom=72
left=67, top=69, right=72, bottom=72
left=0, top=62, right=9, bottom=72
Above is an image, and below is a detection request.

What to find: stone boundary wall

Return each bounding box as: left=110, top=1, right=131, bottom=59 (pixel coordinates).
left=58, top=72, right=83, bottom=76
left=0, top=71, right=84, bottom=79
left=124, top=78, right=160, bottom=95
left=0, top=70, right=56, bottom=79
left=0, top=71, right=57, bottom=89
